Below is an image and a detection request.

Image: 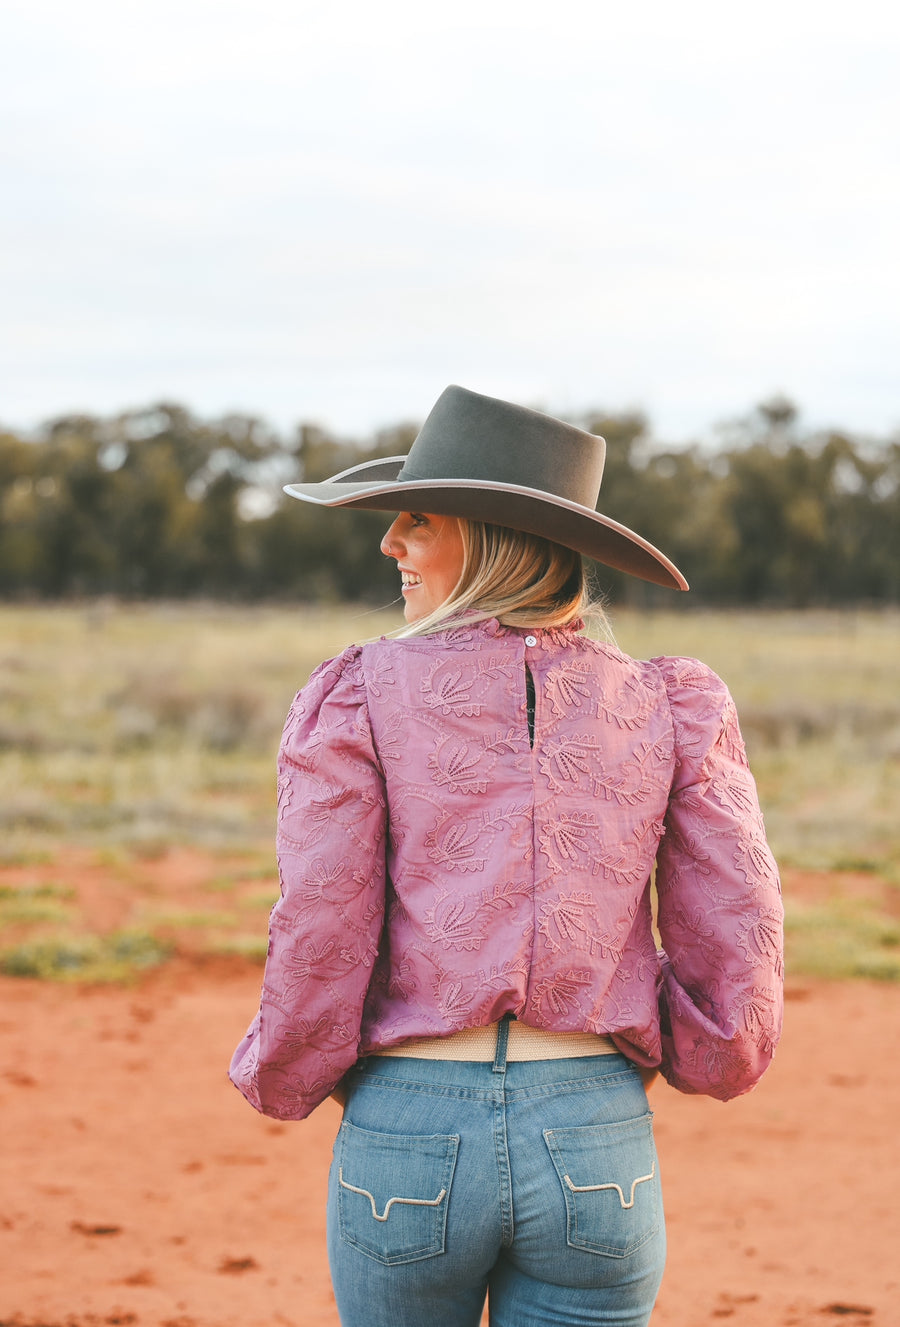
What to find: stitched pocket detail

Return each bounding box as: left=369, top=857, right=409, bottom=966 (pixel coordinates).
left=544, top=1113, right=660, bottom=1257
left=336, top=1120, right=459, bottom=1266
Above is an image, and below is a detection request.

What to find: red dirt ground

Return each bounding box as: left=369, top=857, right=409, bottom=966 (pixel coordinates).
left=1, top=851, right=897, bottom=1327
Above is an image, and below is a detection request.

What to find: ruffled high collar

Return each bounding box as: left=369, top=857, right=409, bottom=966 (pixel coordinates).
left=434, top=615, right=585, bottom=649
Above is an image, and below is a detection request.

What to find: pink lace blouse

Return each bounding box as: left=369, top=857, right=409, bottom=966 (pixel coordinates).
left=230, top=619, right=783, bottom=1119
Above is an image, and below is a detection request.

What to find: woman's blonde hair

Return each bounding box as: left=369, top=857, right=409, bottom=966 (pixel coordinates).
left=399, top=518, right=608, bottom=638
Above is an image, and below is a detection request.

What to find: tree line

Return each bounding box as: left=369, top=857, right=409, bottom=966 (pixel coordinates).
left=1, top=398, right=897, bottom=606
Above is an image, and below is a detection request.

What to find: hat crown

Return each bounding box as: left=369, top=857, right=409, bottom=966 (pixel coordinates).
left=397, top=386, right=605, bottom=510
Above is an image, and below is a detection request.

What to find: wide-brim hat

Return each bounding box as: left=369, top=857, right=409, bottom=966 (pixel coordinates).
left=284, top=385, right=688, bottom=590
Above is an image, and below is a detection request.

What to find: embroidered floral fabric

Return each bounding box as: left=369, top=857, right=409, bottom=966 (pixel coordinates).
left=230, top=620, right=783, bottom=1119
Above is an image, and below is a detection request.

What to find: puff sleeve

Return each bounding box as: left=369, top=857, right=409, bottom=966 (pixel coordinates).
left=652, top=657, right=784, bottom=1100
left=229, top=647, right=388, bottom=1120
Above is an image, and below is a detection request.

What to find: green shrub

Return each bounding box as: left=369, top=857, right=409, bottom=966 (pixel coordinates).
left=0, top=930, right=174, bottom=982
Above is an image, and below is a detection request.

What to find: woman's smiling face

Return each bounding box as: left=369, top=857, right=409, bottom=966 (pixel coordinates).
left=380, top=512, right=466, bottom=623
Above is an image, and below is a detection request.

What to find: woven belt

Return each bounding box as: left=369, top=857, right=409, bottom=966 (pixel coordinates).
left=375, top=1020, right=619, bottom=1063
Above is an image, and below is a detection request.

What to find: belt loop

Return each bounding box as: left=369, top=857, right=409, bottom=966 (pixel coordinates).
left=493, top=1014, right=512, bottom=1073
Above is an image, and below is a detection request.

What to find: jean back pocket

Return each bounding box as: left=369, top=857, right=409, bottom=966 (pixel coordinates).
left=335, top=1119, right=459, bottom=1266
left=544, top=1113, right=660, bottom=1258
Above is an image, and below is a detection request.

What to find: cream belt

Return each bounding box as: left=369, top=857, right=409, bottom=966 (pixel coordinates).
left=375, top=1021, right=619, bottom=1063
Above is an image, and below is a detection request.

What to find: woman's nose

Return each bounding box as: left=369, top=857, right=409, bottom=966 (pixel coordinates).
left=381, top=518, right=401, bottom=558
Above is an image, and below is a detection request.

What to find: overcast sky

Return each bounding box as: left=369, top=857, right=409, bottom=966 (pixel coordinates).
left=2, top=0, right=898, bottom=443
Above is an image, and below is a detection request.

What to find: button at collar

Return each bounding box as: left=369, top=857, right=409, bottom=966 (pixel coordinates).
left=524, top=635, right=538, bottom=647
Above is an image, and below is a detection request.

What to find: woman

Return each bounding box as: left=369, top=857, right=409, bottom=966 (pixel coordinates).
left=231, top=385, right=783, bottom=1327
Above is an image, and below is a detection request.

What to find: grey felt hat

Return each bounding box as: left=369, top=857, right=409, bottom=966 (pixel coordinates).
left=284, top=385, right=688, bottom=590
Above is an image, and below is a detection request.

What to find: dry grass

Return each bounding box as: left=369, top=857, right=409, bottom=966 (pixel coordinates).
left=608, top=608, right=900, bottom=881
left=0, top=601, right=396, bottom=859
left=1, top=602, right=898, bottom=980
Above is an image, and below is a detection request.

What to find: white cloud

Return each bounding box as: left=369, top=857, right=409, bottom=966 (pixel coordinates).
left=1, top=0, right=898, bottom=439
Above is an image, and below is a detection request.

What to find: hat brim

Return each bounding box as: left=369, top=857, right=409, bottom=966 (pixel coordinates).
left=284, top=457, right=688, bottom=591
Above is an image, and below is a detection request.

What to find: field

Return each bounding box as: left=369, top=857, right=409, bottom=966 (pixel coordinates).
left=1, top=603, right=899, bottom=1327
left=1, top=602, right=898, bottom=982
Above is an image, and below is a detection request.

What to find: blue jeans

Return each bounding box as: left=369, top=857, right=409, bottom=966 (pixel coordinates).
left=327, top=1021, right=665, bottom=1326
